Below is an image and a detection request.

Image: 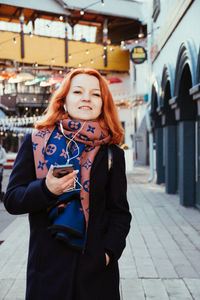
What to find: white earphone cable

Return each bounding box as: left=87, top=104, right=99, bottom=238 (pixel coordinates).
left=59, top=120, right=86, bottom=191
left=60, top=120, right=86, bottom=164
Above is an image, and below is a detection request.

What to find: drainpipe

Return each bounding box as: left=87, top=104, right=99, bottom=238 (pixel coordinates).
left=146, top=8, right=154, bottom=182
left=145, top=103, right=154, bottom=182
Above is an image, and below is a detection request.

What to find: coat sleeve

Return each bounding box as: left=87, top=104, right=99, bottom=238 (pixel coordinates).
left=3, top=134, right=58, bottom=215
left=103, top=146, right=132, bottom=261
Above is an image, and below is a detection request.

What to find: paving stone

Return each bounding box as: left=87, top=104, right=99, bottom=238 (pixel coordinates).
left=3, top=279, right=26, bottom=300
left=0, top=279, right=15, bottom=300
left=142, top=279, right=169, bottom=299
left=1, top=167, right=200, bottom=299
left=121, top=279, right=145, bottom=300
left=183, top=279, right=200, bottom=300
left=163, top=279, right=193, bottom=300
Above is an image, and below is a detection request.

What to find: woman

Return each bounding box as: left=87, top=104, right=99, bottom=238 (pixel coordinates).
left=4, top=68, right=131, bottom=300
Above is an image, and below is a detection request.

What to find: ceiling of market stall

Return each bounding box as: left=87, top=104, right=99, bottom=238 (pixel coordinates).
left=0, top=0, right=147, bottom=44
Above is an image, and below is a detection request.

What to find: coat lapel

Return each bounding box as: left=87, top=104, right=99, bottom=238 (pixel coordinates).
left=90, top=145, right=107, bottom=177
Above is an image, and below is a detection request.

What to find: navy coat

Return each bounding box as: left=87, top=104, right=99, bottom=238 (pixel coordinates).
left=4, top=134, right=131, bottom=300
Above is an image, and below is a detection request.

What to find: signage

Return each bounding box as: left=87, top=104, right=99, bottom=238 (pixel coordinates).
left=130, top=46, right=147, bottom=64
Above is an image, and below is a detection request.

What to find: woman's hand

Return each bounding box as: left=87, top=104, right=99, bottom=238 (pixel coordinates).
left=105, top=253, right=110, bottom=266
left=45, top=165, right=79, bottom=195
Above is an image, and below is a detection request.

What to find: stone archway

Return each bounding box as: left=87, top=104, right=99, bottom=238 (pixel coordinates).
left=150, top=83, right=165, bottom=184
left=189, top=46, right=200, bottom=209
left=160, top=65, right=177, bottom=194
left=170, top=41, right=197, bottom=206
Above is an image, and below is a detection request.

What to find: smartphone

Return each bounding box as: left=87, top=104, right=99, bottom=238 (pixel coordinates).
left=53, top=164, right=74, bottom=178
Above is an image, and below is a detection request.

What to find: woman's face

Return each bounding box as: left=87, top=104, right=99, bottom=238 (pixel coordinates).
left=65, top=74, right=103, bottom=122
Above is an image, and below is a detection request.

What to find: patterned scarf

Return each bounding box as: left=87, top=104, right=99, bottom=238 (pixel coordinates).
left=57, top=119, right=111, bottom=227
left=32, top=119, right=111, bottom=229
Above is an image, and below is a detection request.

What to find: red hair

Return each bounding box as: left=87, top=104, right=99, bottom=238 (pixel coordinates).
left=35, top=68, right=124, bottom=144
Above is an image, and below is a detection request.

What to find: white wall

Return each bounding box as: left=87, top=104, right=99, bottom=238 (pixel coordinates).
left=135, top=60, right=149, bottom=95
left=118, top=108, right=133, bottom=148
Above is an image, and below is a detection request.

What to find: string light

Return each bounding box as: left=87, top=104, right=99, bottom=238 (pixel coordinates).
left=80, top=0, right=105, bottom=16
left=69, top=54, right=72, bottom=59
left=78, top=63, right=82, bottom=67
left=59, top=16, right=64, bottom=21
left=90, top=59, right=94, bottom=64
left=13, top=37, right=17, bottom=44
left=51, top=58, right=55, bottom=63
left=86, top=49, right=89, bottom=54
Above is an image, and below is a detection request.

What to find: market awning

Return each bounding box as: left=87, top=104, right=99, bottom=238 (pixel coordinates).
left=8, top=72, right=35, bottom=83
left=0, top=70, right=17, bottom=81
left=25, top=76, right=49, bottom=86
left=107, top=77, right=122, bottom=84
left=40, top=76, right=63, bottom=87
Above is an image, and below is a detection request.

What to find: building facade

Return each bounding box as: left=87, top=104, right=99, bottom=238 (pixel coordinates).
left=148, top=0, right=200, bottom=208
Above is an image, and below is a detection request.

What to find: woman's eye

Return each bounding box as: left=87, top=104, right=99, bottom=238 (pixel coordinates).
left=93, top=93, right=101, bottom=97
left=73, top=90, right=81, bottom=94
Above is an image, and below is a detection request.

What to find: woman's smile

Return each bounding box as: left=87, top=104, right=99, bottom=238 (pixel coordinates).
left=79, top=106, right=92, bottom=110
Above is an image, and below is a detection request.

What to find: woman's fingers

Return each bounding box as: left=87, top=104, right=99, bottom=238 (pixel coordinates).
left=105, top=253, right=110, bottom=266
left=59, top=169, right=79, bottom=183
left=46, top=167, right=79, bottom=195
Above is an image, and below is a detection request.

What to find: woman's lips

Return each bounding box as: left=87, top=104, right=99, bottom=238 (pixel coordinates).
left=79, top=106, right=92, bottom=110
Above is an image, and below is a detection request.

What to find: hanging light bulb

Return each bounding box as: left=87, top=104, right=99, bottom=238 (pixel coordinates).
left=51, top=58, right=55, bottom=63
left=13, top=37, right=17, bottom=44
left=101, top=0, right=104, bottom=6
left=86, top=49, right=89, bottom=54
left=59, top=16, right=64, bottom=21
left=69, top=54, right=72, bottom=59
left=80, top=9, right=84, bottom=15
left=90, top=59, right=94, bottom=64
left=78, top=63, right=82, bottom=67
left=138, top=26, right=144, bottom=38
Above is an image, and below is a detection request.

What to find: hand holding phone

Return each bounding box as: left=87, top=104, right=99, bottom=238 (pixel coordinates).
left=53, top=164, right=74, bottom=178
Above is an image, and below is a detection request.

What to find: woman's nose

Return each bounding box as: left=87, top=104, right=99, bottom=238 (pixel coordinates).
left=81, top=92, right=91, bottom=101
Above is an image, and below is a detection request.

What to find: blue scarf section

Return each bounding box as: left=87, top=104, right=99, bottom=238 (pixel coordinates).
left=45, top=127, right=86, bottom=252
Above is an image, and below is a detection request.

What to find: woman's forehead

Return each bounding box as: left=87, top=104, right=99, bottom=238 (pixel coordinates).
left=71, top=74, right=100, bottom=88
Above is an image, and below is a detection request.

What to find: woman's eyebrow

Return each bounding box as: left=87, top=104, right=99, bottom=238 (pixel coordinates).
left=72, top=86, right=100, bottom=91
left=72, top=85, right=83, bottom=89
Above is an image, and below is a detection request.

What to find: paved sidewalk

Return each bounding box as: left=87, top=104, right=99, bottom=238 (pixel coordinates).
left=1, top=167, right=200, bottom=299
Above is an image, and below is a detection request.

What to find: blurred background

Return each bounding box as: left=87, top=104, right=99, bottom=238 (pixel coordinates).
left=0, top=0, right=200, bottom=209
